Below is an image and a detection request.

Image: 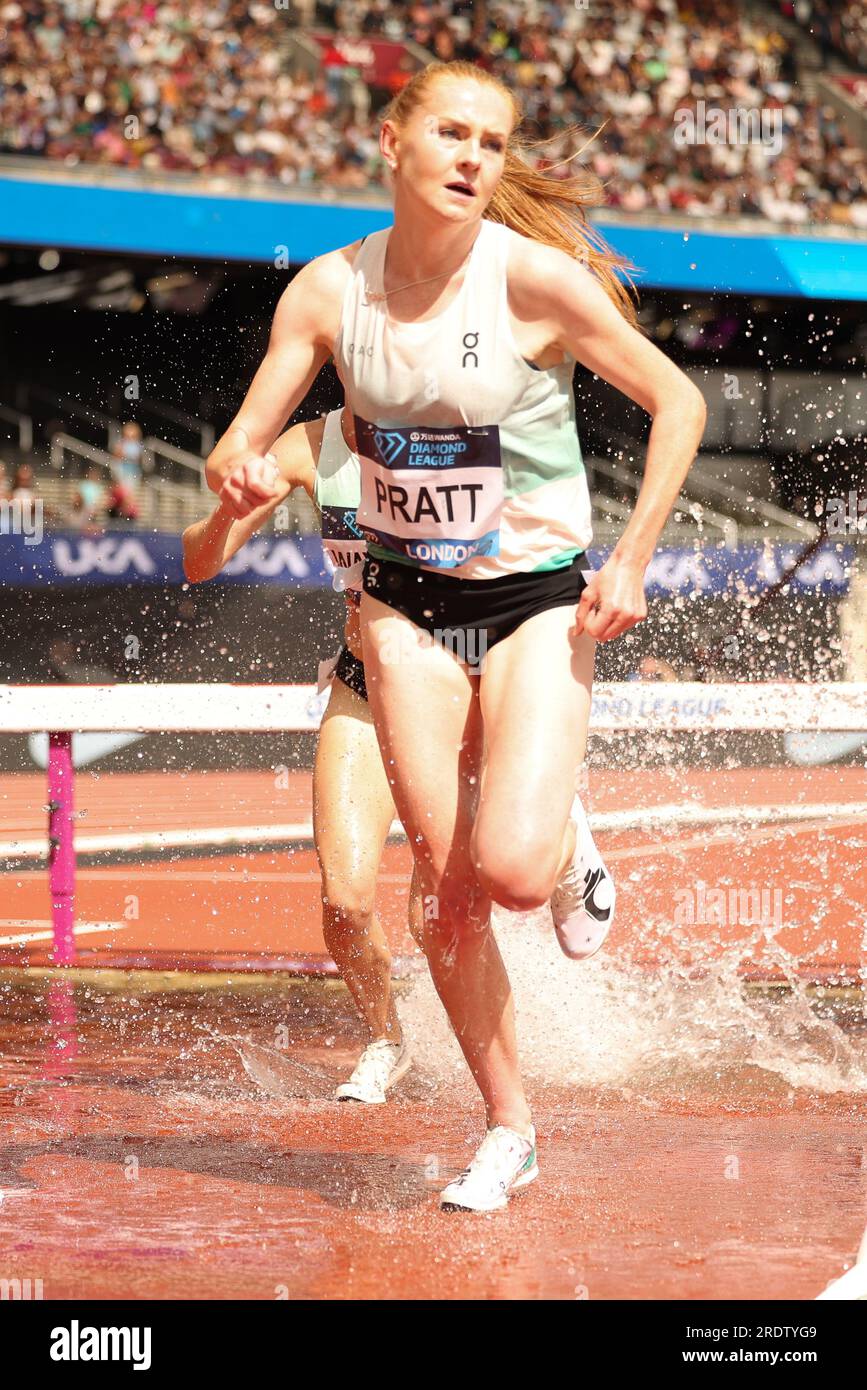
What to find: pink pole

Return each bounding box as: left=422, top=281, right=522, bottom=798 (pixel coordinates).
left=43, top=980, right=80, bottom=1081
left=47, top=731, right=76, bottom=964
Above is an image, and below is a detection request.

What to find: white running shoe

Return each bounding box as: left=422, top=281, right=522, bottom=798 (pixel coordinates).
left=335, top=1037, right=412, bottom=1104
left=440, top=1125, right=538, bottom=1212
left=816, top=1225, right=867, bottom=1299
left=815, top=1262, right=867, bottom=1300
left=550, top=792, right=615, bottom=960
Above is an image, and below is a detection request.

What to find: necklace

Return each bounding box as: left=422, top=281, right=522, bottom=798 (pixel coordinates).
left=362, top=240, right=476, bottom=306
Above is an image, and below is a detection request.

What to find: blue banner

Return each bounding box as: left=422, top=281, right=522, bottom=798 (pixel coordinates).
left=2, top=173, right=866, bottom=298
left=0, top=531, right=854, bottom=594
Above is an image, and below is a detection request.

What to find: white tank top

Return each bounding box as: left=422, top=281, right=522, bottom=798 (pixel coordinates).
left=333, top=218, right=593, bottom=579
left=313, top=408, right=365, bottom=603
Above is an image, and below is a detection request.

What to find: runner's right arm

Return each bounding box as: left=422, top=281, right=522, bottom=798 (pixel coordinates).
left=204, top=254, right=343, bottom=517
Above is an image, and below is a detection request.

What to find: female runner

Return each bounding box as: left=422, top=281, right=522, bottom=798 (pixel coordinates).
left=183, top=408, right=421, bottom=1104
left=185, top=401, right=609, bottom=1099
left=205, top=61, right=706, bottom=1210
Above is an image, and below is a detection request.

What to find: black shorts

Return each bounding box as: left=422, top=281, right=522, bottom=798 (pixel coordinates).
left=334, top=645, right=368, bottom=702
left=361, top=554, right=588, bottom=671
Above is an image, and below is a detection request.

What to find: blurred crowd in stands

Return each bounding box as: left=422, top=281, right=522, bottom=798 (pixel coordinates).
left=0, top=420, right=143, bottom=530
left=1, top=0, right=866, bottom=226
left=0, top=459, right=37, bottom=504
left=777, top=1, right=867, bottom=73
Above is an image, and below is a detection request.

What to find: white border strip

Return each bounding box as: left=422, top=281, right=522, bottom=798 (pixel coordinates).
left=593, top=800, right=867, bottom=833
left=2, top=802, right=866, bottom=862
left=0, top=820, right=319, bottom=859
left=0, top=921, right=125, bottom=945
left=1, top=682, right=866, bottom=732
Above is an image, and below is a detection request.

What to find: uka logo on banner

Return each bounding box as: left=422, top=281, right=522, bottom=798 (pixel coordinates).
left=0, top=534, right=853, bottom=593
left=52, top=537, right=157, bottom=577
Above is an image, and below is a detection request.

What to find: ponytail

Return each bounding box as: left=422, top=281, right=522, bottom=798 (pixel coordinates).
left=487, top=137, right=640, bottom=329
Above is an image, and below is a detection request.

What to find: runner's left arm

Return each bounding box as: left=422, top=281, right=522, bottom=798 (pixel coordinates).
left=528, top=245, right=707, bottom=641
left=183, top=430, right=314, bottom=582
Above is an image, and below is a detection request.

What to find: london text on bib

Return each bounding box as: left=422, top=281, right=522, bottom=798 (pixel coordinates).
left=354, top=418, right=503, bottom=568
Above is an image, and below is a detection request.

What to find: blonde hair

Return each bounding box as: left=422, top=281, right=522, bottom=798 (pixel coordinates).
left=381, top=60, right=640, bottom=329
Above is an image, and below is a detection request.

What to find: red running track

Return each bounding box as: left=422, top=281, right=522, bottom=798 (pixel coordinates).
left=0, top=765, right=865, bottom=979
left=1, top=766, right=866, bottom=1300
left=0, top=973, right=864, bottom=1300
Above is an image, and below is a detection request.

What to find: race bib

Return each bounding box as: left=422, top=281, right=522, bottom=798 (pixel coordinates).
left=354, top=417, right=503, bottom=569
left=320, top=504, right=367, bottom=589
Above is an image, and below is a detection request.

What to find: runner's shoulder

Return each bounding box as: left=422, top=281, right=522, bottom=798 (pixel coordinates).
left=302, top=239, right=365, bottom=298
left=500, top=230, right=583, bottom=322
left=502, top=225, right=575, bottom=296
left=284, top=239, right=366, bottom=344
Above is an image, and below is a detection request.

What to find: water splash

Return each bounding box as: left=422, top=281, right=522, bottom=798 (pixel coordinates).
left=398, top=909, right=867, bottom=1096
left=193, top=1023, right=333, bottom=1100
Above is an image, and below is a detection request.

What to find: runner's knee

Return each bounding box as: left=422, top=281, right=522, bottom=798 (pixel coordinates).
left=321, top=874, right=377, bottom=925
left=472, top=821, right=561, bottom=910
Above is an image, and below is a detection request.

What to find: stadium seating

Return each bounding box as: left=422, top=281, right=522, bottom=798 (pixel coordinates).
left=777, top=0, right=867, bottom=72
left=0, top=1, right=865, bottom=226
